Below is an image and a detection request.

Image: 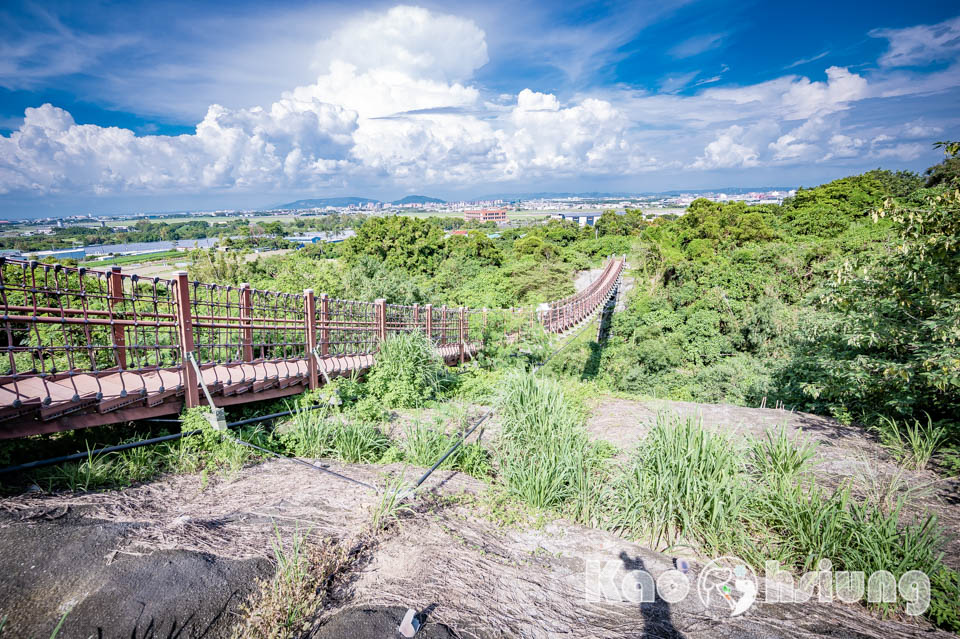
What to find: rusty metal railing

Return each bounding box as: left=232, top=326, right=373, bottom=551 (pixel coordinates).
left=0, top=255, right=624, bottom=437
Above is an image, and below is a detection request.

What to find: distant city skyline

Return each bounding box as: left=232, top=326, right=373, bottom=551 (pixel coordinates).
left=1, top=1, right=958, bottom=216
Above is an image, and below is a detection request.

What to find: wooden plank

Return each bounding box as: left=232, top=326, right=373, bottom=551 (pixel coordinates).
left=0, top=400, right=184, bottom=439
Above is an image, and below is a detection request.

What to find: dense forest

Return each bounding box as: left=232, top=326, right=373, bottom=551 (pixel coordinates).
left=0, top=213, right=362, bottom=252
left=190, top=146, right=959, bottom=450
left=189, top=212, right=634, bottom=309
left=554, top=145, right=960, bottom=445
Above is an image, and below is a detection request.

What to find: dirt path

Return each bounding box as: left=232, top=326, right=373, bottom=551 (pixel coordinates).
left=1, top=453, right=954, bottom=638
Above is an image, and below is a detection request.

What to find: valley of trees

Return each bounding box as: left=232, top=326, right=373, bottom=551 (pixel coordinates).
left=190, top=146, right=959, bottom=449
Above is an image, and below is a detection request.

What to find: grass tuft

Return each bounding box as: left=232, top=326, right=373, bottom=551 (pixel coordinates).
left=749, top=426, right=818, bottom=478
left=875, top=415, right=948, bottom=470
left=609, top=413, right=750, bottom=555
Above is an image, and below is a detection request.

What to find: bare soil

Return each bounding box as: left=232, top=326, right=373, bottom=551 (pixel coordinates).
left=1, top=448, right=955, bottom=638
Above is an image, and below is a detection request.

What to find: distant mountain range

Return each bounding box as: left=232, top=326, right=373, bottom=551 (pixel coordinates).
left=275, top=195, right=447, bottom=209
left=391, top=195, right=445, bottom=205
left=274, top=197, right=381, bottom=209
left=272, top=187, right=796, bottom=211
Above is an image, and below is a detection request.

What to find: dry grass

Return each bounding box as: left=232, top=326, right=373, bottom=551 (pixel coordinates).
left=231, top=532, right=356, bottom=639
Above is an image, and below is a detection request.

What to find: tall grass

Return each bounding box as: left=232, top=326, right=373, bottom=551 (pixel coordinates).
left=754, top=478, right=957, bottom=626
left=399, top=417, right=490, bottom=478
left=367, top=332, right=449, bottom=408
left=495, top=370, right=603, bottom=514
left=591, top=412, right=959, bottom=630
left=277, top=406, right=389, bottom=464
left=875, top=415, right=948, bottom=470
left=609, top=414, right=750, bottom=555
left=370, top=471, right=414, bottom=532
left=749, top=426, right=818, bottom=478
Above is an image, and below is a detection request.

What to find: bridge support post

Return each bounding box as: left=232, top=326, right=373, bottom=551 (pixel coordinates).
left=424, top=304, right=433, bottom=343
left=304, top=289, right=319, bottom=389
left=107, top=266, right=127, bottom=369
left=412, top=303, right=419, bottom=331
left=440, top=305, right=447, bottom=345
left=320, top=294, right=330, bottom=357
left=239, top=283, right=253, bottom=362
left=375, top=299, right=387, bottom=344
left=174, top=271, right=200, bottom=409
left=459, top=307, right=466, bottom=364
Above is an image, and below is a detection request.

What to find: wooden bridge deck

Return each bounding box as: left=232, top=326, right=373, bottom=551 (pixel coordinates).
left=0, top=255, right=624, bottom=439
left=0, top=343, right=478, bottom=439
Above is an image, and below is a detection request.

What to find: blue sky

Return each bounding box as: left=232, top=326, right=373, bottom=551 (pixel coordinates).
left=1, top=0, right=958, bottom=216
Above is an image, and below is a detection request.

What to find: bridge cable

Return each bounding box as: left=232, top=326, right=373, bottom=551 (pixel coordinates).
left=187, top=351, right=377, bottom=492
left=412, top=274, right=621, bottom=491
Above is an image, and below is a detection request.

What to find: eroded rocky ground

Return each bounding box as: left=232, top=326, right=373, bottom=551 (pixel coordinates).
left=0, top=397, right=957, bottom=638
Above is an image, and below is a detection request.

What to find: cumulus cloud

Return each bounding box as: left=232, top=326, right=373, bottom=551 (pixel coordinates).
left=0, top=5, right=654, bottom=195
left=821, top=134, right=866, bottom=161
left=690, top=125, right=761, bottom=169
left=0, top=100, right=358, bottom=195
left=313, top=5, right=488, bottom=84
left=871, top=16, right=960, bottom=67
left=0, top=5, right=956, bottom=198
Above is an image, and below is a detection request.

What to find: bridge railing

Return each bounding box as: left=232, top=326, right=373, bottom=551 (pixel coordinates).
left=538, top=256, right=623, bottom=333
left=0, top=255, right=624, bottom=432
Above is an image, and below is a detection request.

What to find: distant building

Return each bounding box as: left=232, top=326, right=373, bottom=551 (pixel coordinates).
left=552, top=213, right=598, bottom=227
left=464, top=208, right=507, bottom=224
left=32, top=248, right=86, bottom=260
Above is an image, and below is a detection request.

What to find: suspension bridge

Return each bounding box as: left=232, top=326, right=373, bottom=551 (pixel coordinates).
left=0, top=255, right=624, bottom=439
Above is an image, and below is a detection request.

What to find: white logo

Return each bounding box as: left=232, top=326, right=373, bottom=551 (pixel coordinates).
left=697, top=556, right=758, bottom=617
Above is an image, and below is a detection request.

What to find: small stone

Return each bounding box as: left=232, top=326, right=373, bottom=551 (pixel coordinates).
left=398, top=608, right=421, bottom=638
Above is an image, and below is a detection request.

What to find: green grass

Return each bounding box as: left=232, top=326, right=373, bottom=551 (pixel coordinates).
left=80, top=249, right=184, bottom=267
left=370, top=471, right=414, bottom=532
left=609, top=414, right=751, bottom=555
left=874, top=415, right=949, bottom=470
left=399, top=418, right=491, bottom=479
left=494, top=370, right=605, bottom=516
left=487, top=373, right=960, bottom=631
left=749, top=426, right=819, bottom=478
left=367, top=332, right=450, bottom=408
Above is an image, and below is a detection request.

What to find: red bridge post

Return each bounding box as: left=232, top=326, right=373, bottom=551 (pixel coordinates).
left=239, top=283, right=253, bottom=362
left=320, top=293, right=330, bottom=357
left=304, top=289, right=318, bottom=389
left=174, top=271, right=200, bottom=409
left=375, top=298, right=387, bottom=344
left=425, top=304, right=433, bottom=342
left=108, top=266, right=127, bottom=369
left=440, top=305, right=447, bottom=345
left=458, top=307, right=466, bottom=364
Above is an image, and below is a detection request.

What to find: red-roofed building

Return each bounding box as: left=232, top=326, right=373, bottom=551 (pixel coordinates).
left=464, top=208, right=507, bottom=224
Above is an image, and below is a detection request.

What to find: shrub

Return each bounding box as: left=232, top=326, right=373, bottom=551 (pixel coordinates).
left=367, top=332, right=449, bottom=408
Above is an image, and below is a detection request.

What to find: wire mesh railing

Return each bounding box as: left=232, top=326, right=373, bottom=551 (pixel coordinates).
left=0, top=254, right=624, bottom=436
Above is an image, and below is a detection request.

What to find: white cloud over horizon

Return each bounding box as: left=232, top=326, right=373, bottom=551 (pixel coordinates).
left=1, top=5, right=958, bottom=202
